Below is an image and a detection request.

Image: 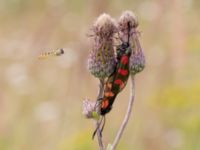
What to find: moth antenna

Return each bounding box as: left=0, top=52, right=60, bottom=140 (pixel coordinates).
left=92, top=117, right=104, bottom=139
left=127, top=21, right=131, bottom=44
left=92, top=128, right=98, bottom=140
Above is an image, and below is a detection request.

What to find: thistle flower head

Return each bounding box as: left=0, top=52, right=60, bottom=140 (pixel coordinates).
left=118, top=11, right=138, bottom=31
left=88, top=13, right=117, bottom=79
left=93, top=13, right=117, bottom=39
left=118, top=11, right=138, bottom=43
left=118, top=11, right=145, bottom=75
left=82, top=99, right=100, bottom=119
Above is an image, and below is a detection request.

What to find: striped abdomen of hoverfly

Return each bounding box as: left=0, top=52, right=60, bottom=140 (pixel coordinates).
left=100, top=42, right=131, bottom=115
left=38, top=48, right=64, bottom=59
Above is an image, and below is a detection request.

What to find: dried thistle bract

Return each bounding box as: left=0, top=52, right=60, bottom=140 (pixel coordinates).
left=118, top=10, right=145, bottom=75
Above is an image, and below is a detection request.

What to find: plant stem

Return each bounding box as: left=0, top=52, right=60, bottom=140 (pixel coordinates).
left=96, top=79, right=105, bottom=150
left=111, top=75, right=135, bottom=150
left=96, top=121, right=104, bottom=150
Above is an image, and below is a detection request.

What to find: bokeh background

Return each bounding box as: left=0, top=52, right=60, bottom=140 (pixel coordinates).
left=0, top=0, right=200, bottom=150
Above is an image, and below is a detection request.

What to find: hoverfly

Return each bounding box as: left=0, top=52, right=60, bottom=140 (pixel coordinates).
left=38, top=48, right=64, bottom=59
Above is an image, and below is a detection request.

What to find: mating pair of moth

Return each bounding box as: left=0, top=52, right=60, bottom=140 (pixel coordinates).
left=98, top=42, right=131, bottom=116
left=92, top=22, right=134, bottom=138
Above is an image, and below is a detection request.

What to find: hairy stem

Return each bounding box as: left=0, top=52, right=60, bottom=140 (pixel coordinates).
left=111, top=75, right=135, bottom=150
left=96, top=79, right=105, bottom=150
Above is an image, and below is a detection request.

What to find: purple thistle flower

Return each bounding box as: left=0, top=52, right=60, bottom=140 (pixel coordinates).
left=118, top=11, right=145, bottom=75
left=83, top=99, right=100, bottom=119
left=88, top=13, right=117, bottom=79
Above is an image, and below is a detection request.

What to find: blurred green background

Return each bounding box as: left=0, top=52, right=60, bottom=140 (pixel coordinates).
left=0, top=0, right=200, bottom=150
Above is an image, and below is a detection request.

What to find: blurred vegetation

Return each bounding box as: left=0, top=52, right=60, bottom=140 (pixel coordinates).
left=0, top=0, right=200, bottom=150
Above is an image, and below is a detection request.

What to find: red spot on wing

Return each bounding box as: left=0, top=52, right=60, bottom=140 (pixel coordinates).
left=105, top=91, right=115, bottom=97
left=114, top=79, right=125, bottom=90
left=101, top=99, right=109, bottom=109
left=114, top=79, right=123, bottom=85
left=118, top=68, right=128, bottom=76
left=121, top=55, right=129, bottom=65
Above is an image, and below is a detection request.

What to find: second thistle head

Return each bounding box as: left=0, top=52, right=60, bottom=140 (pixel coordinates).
left=118, top=10, right=138, bottom=43
left=118, top=11, right=145, bottom=75
left=88, top=13, right=117, bottom=79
